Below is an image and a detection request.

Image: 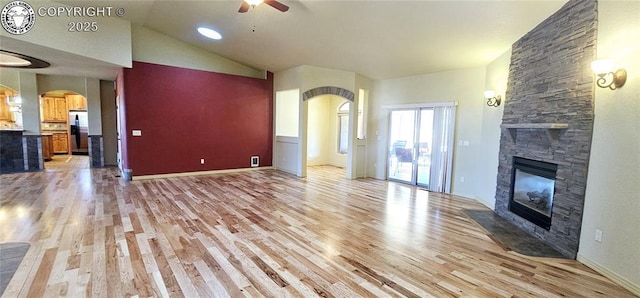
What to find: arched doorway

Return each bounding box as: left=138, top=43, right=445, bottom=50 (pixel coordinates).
left=39, top=90, right=89, bottom=170
left=301, top=86, right=355, bottom=178
left=306, top=95, right=351, bottom=174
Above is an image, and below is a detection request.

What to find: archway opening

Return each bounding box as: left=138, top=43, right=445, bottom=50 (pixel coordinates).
left=306, top=95, right=350, bottom=177
left=39, top=90, right=89, bottom=170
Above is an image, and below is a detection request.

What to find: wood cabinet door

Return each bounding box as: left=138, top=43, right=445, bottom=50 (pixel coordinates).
left=67, top=95, right=87, bottom=111
left=54, top=98, right=67, bottom=121
left=41, top=97, right=56, bottom=121
left=0, top=95, right=12, bottom=121
left=42, top=135, right=53, bottom=160
left=53, top=133, right=69, bottom=153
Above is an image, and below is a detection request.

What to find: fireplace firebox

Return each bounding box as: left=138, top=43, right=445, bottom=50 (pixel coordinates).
left=509, top=157, right=558, bottom=230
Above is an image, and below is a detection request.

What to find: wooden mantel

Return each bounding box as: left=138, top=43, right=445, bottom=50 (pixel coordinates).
left=501, top=123, right=569, bottom=149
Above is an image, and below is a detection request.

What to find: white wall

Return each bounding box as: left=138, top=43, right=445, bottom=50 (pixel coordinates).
left=578, top=1, right=640, bottom=294
left=275, top=89, right=300, bottom=137
left=368, top=67, right=488, bottom=197
left=274, top=89, right=300, bottom=175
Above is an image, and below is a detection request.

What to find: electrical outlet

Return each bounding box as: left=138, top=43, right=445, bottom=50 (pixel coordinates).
left=595, top=229, right=603, bottom=242
left=460, top=176, right=465, bottom=182
left=200, top=158, right=205, bottom=165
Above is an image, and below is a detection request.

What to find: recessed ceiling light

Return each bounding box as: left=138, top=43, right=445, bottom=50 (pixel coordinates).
left=197, top=27, right=222, bottom=40
left=0, top=50, right=50, bottom=68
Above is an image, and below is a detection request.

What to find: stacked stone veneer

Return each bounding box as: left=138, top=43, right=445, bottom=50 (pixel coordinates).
left=494, top=0, right=597, bottom=259
left=88, top=135, right=104, bottom=168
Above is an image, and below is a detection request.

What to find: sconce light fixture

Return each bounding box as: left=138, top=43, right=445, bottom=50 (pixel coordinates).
left=591, top=59, right=627, bottom=90
left=6, top=95, right=22, bottom=113
left=484, top=90, right=501, bottom=107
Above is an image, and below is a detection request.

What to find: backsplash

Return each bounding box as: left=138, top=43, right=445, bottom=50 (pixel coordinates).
left=42, top=123, right=67, bottom=130
left=0, top=120, right=21, bottom=129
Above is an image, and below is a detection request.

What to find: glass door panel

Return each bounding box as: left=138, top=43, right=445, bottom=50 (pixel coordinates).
left=387, top=110, right=416, bottom=183
left=417, top=109, right=434, bottom=187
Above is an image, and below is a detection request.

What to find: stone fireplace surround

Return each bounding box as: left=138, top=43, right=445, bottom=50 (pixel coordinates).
left=493, top=0, right=597, bottom=259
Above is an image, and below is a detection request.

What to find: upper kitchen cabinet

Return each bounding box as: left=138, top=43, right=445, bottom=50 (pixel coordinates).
left=66, top=94, right=87, bottom=111
left=41, top=97, right=67, bottom=122
left=0, top=94, right=12, bottom=121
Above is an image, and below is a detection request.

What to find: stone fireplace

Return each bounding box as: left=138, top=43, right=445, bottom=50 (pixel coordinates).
left=494, top=0, right=597, bottom=259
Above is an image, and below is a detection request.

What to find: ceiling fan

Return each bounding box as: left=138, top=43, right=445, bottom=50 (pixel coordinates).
left=239, top=0, right=289, bottom=13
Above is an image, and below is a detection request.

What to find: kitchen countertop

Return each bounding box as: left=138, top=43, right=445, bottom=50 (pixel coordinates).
left=0, top=128, right=24, bottom=132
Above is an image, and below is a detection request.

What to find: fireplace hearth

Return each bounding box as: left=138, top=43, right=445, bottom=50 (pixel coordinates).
left=509, top=157, right=558, bottom=230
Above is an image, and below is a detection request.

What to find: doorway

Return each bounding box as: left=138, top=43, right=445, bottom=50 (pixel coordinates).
left=387, top=104, right=455, bottom=192
left=306, top=95, right=349, bottom=171
left=40, top=90, right=90, bottom=170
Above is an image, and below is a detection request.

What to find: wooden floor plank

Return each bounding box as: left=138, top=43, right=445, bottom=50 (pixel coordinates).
left=0, top=164, right=636, bottom=297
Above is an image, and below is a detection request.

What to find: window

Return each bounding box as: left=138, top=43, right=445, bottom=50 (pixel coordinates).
left=337, top=102, right=350, bottom=154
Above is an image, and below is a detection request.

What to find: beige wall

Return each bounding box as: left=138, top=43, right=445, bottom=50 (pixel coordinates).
left=131, top=25, right=264, bottom=79
left=368, top=67, right=488, bottom=198
left=307, top=97, right=330, bottom=166
left=0, top=0, right=131, bottom=68
left=476, top=50, right=511, bottom=208
left=36, top=75, right=103, bottom=135
left=100, top=81, right=118, bottom=166
left=306, top=95, right=348, bottom=168
left=578, top=1, right=640, bottom=294
left=274, top=65, right=369, bottom=178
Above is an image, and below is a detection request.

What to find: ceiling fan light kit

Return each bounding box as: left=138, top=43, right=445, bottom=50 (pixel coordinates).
left=239, top=0, right=289, bottom=13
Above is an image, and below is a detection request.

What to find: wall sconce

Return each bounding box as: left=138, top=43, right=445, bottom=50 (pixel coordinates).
left=6, top=95, right=22, bottom=113
left=591, top=59, right=627, bottom=90
left=484, top=90, right=501, bottom=107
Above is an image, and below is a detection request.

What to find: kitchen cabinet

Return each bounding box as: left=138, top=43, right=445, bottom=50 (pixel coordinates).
left=52, top=133, right=69, bottom=154
left=0, top=95, right=12, bottom=121
left=66, top=94, right=87, bottom=111
left=42, top=134, right=53, bottom=160
left=41, top=97, right=67, bottom=122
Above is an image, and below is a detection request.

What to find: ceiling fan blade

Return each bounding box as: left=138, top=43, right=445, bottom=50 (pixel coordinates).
left=238, top=1, right=250, bottom=13
left=264, top=0, right=289, bottom=12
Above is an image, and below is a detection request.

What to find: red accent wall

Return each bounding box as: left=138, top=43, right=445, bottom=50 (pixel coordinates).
left=121, top=61, right=273, bottom=176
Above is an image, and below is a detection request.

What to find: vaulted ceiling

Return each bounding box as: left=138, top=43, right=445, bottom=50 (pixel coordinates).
left=5, top=0, right=569, bottom=80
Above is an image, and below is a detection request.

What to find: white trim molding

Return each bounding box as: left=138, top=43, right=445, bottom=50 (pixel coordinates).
left=577, top=253, right=640, bottom=296
left=382, top=101, right=457, bottom=110
left=132, top=166, right=274, bottom=181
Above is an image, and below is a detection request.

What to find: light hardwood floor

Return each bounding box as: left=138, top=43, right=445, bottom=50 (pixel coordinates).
left=0, top=165, right=635, bottom=297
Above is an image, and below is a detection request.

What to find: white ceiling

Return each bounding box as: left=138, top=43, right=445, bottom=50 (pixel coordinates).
left=4, top=0, right=569, bottom=80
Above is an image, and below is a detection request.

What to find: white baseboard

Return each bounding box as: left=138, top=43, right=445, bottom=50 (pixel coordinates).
left=132, top=166, right=273, bottom=180
left=577, top=253, right=640, bottom=296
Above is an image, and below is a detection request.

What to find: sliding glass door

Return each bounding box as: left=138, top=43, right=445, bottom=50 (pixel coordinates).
left=387, top=105, right=455, bottom=192
left=388, top=110, right=417, bottom=183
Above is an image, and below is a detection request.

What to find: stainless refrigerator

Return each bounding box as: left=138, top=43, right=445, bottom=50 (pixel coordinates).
left=69, top=111, right=88, bottom=155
